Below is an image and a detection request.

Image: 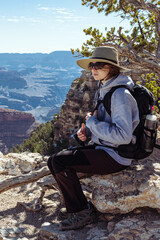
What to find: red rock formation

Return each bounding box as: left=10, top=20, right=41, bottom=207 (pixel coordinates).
left=0, top=108, right=40, bottom=153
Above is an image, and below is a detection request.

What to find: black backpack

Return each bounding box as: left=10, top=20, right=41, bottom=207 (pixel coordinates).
left=97, top=84, right=160, bottom=159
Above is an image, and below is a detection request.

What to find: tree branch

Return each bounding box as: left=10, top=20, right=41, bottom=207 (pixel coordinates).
left=118, top=27, right=129, bottom=45
left=0, top=166, right=51, bottom=194
left=118, top=45, right=160, bottom=73
left=127, top=0, right=143, bottom=8
left=119, top=0, right=127, bottom=13
left=143, top=50, right=160, bottom=63
left=102, top=43, right=160, bottom=73
left=128, top=0, right=160, bottom=58
left=140, top=0, right=159, bottom=15
left=128, top=0, right=159, bottom=13
left=136, top=14, right=145, bottom=39
left=0, top=166, right=91, bottom=194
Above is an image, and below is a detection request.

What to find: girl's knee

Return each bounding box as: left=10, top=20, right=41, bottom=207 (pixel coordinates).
left=47, top=154, right=56, bottom=171
left=48, top=150, right=74, bottom=173
left=47, top=153, right=63, bottom=171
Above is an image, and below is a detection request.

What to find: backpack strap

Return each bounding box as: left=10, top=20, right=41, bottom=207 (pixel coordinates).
left=95, top=85, right=129, bottom=115
left=96, top=85, right=131, bottom=151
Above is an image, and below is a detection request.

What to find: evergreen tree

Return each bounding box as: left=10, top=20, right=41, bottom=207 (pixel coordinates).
left=71, top=0, right=160, bottom=111
left=72, top=0, right=160, bottom=75
left=10, top=121, right=55, bottom=155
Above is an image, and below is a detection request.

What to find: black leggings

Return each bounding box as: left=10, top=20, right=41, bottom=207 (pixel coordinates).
left=47, top=147, right=127, bottom=213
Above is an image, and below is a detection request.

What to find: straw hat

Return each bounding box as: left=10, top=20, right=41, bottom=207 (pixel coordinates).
left=77, top=46, right=128, bottom=72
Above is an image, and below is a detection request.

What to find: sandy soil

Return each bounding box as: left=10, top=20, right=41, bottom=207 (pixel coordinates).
left=0, top=174, right=64, bottom=240
left=0, top=172, right=98, bottom=240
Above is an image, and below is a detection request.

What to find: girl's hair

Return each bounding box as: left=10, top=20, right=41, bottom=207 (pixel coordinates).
left=105, top=64, right=120, bottom=78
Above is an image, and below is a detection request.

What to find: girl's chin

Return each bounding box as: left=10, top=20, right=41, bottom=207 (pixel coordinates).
left=93, top=76, right=100, bottom=80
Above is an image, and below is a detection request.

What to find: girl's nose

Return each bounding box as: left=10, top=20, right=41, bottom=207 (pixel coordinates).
left=92, top=67, right=97, bottom=71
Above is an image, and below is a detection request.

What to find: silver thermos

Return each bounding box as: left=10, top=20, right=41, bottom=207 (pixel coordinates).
left=142, top=114, right=157, bottom=152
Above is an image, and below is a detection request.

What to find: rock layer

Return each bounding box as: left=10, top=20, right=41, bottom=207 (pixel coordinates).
left=0, top=108, right=39, bottom=153
left=53, top=71, right=98, bottom=147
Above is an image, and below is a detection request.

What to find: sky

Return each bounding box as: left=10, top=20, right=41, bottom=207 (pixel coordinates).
left=0, top=0, right=130, bottom=54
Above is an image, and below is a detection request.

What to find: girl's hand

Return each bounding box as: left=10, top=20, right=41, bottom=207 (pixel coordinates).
left=77, top=123, right=87, bottom=141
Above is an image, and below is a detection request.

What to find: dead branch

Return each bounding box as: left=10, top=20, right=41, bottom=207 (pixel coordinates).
left=117, top=45, right=160, bottom=74
left=0, top=166, right=51, bottom=194
left=0, top=166, right=91, bottom=194
left=17, top=186, right=47, bottom=212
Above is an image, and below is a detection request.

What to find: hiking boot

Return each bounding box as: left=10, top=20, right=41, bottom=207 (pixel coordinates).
left=58, top=207, right=70, bottom=220
left=59, top=202, right=97, bottom=231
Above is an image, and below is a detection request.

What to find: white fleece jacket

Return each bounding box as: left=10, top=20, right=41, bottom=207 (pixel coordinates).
left=86, top=73, right=139, bottom=166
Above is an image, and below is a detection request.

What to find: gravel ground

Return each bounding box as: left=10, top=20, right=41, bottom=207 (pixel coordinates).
left=0, top=174, right=62, bottom=240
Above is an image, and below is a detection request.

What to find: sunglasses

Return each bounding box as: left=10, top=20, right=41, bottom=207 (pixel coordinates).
left=88, top=62, right=108, bottom=70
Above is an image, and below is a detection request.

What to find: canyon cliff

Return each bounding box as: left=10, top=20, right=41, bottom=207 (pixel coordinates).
left=53, top=71, right=98, bottom=147
left=0, top=108, right=39, bottom=153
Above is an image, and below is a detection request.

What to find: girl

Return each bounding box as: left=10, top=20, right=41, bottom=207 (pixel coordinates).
left=47, top=46, right=139, bottom=231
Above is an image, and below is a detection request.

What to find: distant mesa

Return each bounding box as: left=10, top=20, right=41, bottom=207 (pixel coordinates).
left=0, top=69, right=27, bottom=89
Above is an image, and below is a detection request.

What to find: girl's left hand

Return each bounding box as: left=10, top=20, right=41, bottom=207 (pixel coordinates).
left=77, top=124, right=87, bottom=141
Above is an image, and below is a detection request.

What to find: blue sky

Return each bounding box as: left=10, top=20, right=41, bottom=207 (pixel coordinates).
left=0, top=0, right=130, bottom=53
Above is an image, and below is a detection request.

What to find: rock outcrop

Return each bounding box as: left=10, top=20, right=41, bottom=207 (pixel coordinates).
left=90, top=136, right=160, bottom=214
left=1, top=140, right=160, bottom=239
left=53, top=71, right=98, bottom=147
left=2, top=144, right=160, bottom=213
left=0, top=108, right=39, bottom=153
left=0, top=152, right=46, bottom=175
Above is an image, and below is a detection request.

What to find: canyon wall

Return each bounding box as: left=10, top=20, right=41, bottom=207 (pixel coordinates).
left=0, top=108, right=39, bottom=153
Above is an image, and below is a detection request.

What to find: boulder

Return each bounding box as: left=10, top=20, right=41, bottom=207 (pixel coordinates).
left=0, top=152, right=47, bottom=174
left=89, top=137, right=160, bottom=214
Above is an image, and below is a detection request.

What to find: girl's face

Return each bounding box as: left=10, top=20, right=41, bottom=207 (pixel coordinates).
left=89, top=62, right=110, bottom=81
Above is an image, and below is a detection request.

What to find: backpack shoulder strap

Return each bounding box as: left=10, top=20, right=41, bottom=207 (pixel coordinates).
left=103, top=85, right=129, bottom=116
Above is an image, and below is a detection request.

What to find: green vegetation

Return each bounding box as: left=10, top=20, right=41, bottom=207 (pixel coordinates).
left=72, top=1, right=160, bottom=108
left=142, top=73, right=160, bottom=112
left=71, top=1, right=160, bottom=75
left=10, top=121, right=54, bottom=155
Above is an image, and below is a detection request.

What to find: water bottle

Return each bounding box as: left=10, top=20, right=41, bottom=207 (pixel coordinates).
left=142, top=114, right=157, bottom=152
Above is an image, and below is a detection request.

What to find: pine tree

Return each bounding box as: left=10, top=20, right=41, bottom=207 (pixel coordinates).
left=72, top=0, right=160, bottom=75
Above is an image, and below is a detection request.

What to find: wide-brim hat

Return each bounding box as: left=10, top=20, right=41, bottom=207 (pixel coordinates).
left=77, top=46, right=128, bottom=72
